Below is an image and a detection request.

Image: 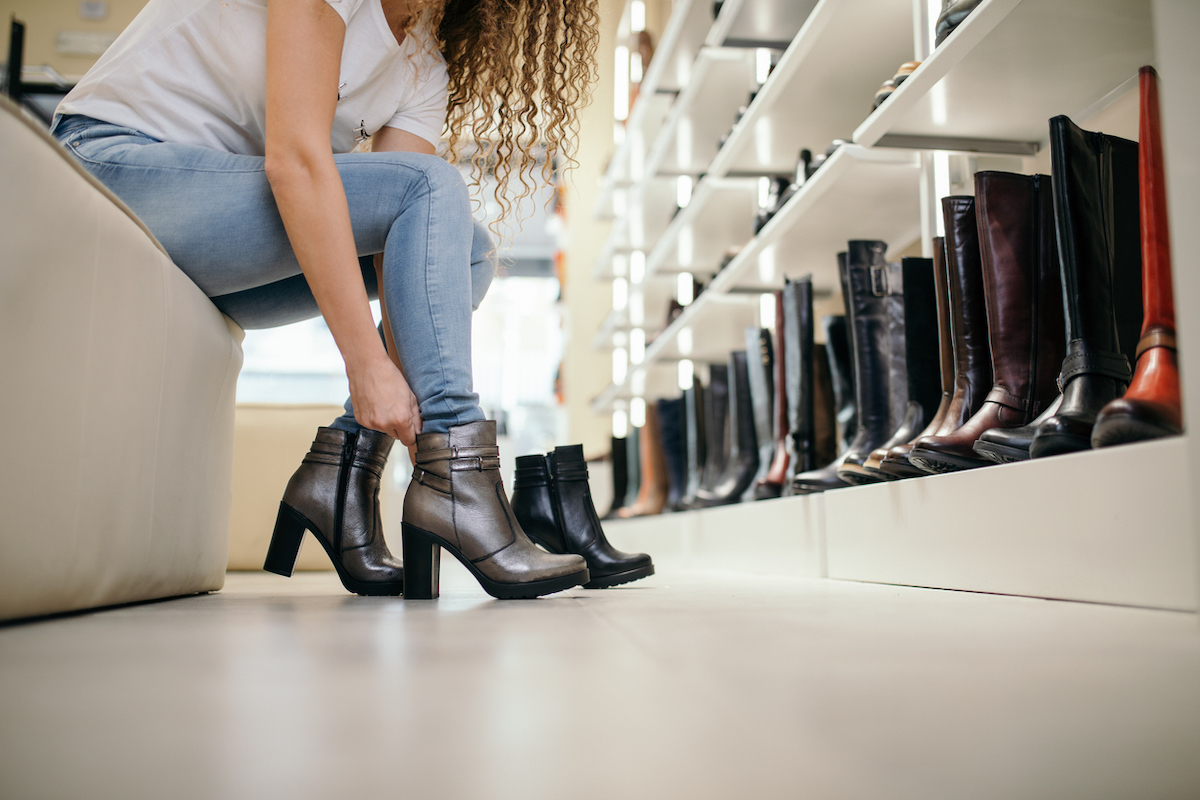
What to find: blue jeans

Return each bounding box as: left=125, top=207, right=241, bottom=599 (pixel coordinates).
left=52, top=114, right=494, bottom=435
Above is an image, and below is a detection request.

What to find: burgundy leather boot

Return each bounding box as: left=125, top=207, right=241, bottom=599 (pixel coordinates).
left=908, top=196, right=994, bottom=474
left=910, top=172, right=1064, bottom=472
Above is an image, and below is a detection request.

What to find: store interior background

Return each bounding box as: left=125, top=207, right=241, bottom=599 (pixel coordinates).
left=0, top=0, right=624, bottom=462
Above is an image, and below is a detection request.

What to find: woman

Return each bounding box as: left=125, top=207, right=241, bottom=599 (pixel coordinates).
left=52, top=0, right=599, bottom=599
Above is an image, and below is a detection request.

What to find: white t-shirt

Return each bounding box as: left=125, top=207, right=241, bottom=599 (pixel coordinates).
left=58, top=0, right=449, bottom=155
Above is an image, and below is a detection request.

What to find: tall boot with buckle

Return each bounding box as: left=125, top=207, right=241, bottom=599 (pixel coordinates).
left=755, top=290, right=791, bottom=499
left=744, top=327, right=776, bottom=501
left=1030, top=117, right=1142, bottom=458
left=792, top=302, right=856, bottom=494
left=909, top=196, right=993, bottom=474
left=880, top=239, right=954, bottom=478
left=679, top=382, right=707, bottom=507
left=837, top=242, right=906, bottom=485
left=402, top=421, right=589, bottom=599
left=265, top=427, right=405, bottom=595
left=1093, top=66, right=1183, bottom=447
left=602, top=435, right=628, bottom=519
left=512, top=445, right=655, bottom=589
left=696, top=351, right=759, bottom=506
left=863, top=256, right=941, bottom=480
left=910, top=171, right=1064, bottom=472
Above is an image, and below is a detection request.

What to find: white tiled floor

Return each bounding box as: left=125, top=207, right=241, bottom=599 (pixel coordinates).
left=2, top=567, right=1199, bottom=799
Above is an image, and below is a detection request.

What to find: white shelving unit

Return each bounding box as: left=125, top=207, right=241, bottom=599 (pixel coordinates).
left=589, top=0, right=1199, bottom=612
left=855, top=0, right=1155, bottom=152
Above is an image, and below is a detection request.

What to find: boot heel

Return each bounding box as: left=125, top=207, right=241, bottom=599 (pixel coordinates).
left=263, top=502, right=307, bottom=577
left=401, top=523, right=441, bottom=599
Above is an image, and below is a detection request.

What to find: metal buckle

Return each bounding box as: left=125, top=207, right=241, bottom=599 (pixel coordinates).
left=870, top=265, right=888, bottom=296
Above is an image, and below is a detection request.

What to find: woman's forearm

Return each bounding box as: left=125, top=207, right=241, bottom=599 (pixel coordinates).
left=265, top=154, right=388, bottom=375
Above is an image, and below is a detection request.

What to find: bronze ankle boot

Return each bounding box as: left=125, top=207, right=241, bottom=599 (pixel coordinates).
left=402, top=421, right=589, bottom=599
left=264, top=427, right=405, bottom=596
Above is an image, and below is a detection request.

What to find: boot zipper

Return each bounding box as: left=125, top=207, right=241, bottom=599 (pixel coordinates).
left=333, top=433, right=356, bottom=553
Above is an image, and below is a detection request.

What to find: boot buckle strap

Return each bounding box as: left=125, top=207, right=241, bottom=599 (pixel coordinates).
left=412, top=467, right=451, bottom=494
left=984, top=386, right=1028, bottom=412
left=1057, top=348, right=1132, bottom=390
left=450, top=456, right=501, bottom=472
left=1135, top=328, right=1177, bottom=360
left=415, top=445, right=499, bottom=465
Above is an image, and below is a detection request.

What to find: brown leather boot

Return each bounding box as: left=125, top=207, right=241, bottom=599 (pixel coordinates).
left=909, top=172, right=1064, bottom=472
left=908, top=196, right=994, bottom=474
left=402, top=420, right=589, bottom=599
left=619, top=402, right=668, bottom=517
left=264, top=427, right=405, bottom=596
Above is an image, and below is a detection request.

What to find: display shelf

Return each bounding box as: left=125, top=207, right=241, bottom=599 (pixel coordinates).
left=705, top=0, right=820, bottom=49
left=643, top=175, right=759, bottom=280
left=605, top=437, right=1195, bottom=611
left=642, top=47, right=759, bottom=180
left=707, top=0, right=915, bottom=178
left=593, top=144, right=920, bottom=408
left=593, top=0, right=721, bottom=218
left=591, top=177, right=677, bottom=280
left=711, top=144, right=921, bottom=296
left=590, top=277, right=677, bottom=350
left=590, top=360, right=681, bottom=411
left=854, top=0, right=1154, bottom=152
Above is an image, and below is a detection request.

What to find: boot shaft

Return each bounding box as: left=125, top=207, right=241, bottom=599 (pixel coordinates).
left=900, top=257, right=942, bottom=424
left=931, top=237, right=954, bottom=395
left=1139, top=66, right=1175, bottom=334
left=974, top=171, right=1065, bottom=419
left=656, top=397, right=687, bottom=508
left=726, top=350, right=757, bottom=464
left=1049, top=115, right=1142, bottom=362
left=941, top=195, right=993, bottom=413
left=701, top=365, right=730, bottom=487
left=823, top=314, right=856, bottom=452
left=783, top=277, right=816, bottom=472
left=683, top=385, right=706, bottom=498
left=841, top=241, right=902, bottom=441
left=745, top=326, right=776, bottom=467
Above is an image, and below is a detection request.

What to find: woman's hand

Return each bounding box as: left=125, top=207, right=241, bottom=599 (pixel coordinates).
left=348, top=355, right=422, bottom=445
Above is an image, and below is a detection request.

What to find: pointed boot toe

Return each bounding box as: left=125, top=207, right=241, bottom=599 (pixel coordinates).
left=512, top=446, right=655, bottom=589
left=403, top=421, right=589, bottom=600
left=264, top=427, right=405, bottom=596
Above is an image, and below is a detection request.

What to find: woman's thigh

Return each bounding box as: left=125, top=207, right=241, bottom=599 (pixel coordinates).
left=61, top=124, right=464, bottom=300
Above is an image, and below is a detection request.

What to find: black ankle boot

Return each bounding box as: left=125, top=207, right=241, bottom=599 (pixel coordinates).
left=264, top=427, right=405, bottom=596
left=512, top=446, right=655, bottom=589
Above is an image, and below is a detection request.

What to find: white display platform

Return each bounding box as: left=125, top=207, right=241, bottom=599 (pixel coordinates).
left=605, top=437, right=1197, bottom=611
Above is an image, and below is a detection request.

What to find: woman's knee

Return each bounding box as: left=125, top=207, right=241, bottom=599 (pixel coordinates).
left=470, top=220, right=497, bottom=310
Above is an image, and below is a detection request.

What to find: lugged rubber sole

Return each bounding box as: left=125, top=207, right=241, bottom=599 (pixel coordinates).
left=972, top=439, right=1030, bottom=465
left=585, top=563, right=655, bottom=589
left=401, top=522, right=589, bottom=600
left=264, top=502, right=404, bottom=597
left=907, top=446, right=991, bottom=474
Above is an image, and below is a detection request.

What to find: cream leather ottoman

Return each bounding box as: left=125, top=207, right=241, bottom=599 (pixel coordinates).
left=0, top=97, right=243, bottom=621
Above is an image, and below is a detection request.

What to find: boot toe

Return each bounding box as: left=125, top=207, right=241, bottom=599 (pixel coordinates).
left=1092, top=398, right=1183, bottom=447
left=1030, top=413, right=1095, bottom=458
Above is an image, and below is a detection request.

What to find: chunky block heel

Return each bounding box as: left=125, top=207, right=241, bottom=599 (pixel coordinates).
left=264, top=502, right=306, bottom=577
left=401, top=523, right=441, bottom=599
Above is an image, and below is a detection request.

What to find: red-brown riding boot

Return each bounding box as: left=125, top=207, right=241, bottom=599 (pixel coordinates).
left=1093, top=66, right=1183, bottom=447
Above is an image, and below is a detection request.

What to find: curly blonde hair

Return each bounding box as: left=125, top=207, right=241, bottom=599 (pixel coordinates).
left=397, top=0, right=600, bottom=224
